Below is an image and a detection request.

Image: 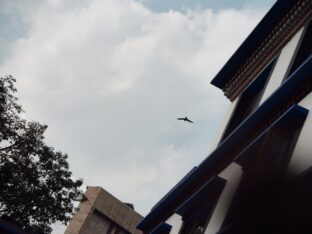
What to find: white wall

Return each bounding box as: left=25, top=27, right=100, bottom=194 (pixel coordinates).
left=260, top=27, right=304, bottom=104
left=287, top=92, right=312, bottom=175
left=210, top=99, right=238, bottom=150
left=204, top=163, right=243, bottom=234
left=165, top=213, right=183, bottom=234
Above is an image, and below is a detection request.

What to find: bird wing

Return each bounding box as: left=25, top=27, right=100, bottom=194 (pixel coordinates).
left=186, top=118, right=194, bottom=123
left=177, top=118, right=184, bottom=120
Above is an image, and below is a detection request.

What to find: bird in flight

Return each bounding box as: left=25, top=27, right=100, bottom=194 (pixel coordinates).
left=177, top=117, right=194, bottom=123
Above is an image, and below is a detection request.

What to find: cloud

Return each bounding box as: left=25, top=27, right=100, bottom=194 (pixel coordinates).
left=0, top=0, right=267, bottom=232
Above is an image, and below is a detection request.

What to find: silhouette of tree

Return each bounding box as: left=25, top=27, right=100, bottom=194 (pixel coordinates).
left=0, top=75, right=83, bottom=233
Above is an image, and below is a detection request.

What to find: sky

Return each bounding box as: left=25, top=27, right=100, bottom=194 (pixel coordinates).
left=0, top=0, right=275, bottom=233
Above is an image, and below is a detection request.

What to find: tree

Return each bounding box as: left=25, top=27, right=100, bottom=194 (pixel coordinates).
left=0, top=75, right=83, bottom=233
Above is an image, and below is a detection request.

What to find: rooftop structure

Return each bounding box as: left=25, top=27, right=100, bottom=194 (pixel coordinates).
left=65, top=186, right=143, bottom=234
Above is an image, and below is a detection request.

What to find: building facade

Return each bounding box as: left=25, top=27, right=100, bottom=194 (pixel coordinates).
left=65, top=186, right=143, bottom=234
left=137, top=0, right=312, bottom=233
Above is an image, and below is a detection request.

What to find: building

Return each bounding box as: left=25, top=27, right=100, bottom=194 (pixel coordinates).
left=65, top=186, right=143, bottom=234
left=137, top=0, right=312, bottom=233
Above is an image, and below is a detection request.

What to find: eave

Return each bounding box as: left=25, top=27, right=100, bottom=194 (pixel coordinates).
left=211, top=0, right=311, bottom=101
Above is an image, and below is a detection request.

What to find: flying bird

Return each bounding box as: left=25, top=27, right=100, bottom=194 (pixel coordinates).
left=177, top=117, right=194, bottom=123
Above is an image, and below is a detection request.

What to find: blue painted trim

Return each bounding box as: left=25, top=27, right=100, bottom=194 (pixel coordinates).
left=211, top=0, right=295, bottom=89
left=137, top=56, right=312, bottom=233
left=235, top=104, right=309, bottom=168
left=151, top=166, right=197, bottom=212
left=150, top=222, right=172, bottom=234
left=176, top=176, right=226, bottom=218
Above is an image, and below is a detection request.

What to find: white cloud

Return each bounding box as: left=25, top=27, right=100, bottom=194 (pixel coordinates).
left=0, top=0, right=267, bottom=232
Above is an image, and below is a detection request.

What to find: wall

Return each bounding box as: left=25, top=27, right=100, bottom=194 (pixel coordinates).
left=260, top=27, right=304, bottom=104
left=288, top=92, right=312, bottom=175
left=166, top=213, right=183, bottom=234
left=204, top=163, right=242, bottom=234
left=65, top=187, right=143, bottom=234
left=210, top=99, right=238, bottom=149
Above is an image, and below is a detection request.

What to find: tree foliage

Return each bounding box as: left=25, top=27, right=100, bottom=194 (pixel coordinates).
left=0, top=75, right=83, bottom=233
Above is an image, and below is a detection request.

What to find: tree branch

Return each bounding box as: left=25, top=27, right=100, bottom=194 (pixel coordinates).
left=0, top=142, right=17, bottom=152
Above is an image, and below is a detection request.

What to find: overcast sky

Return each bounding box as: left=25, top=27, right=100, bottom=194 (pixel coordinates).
left=0, top=0, right=275, bottom=233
